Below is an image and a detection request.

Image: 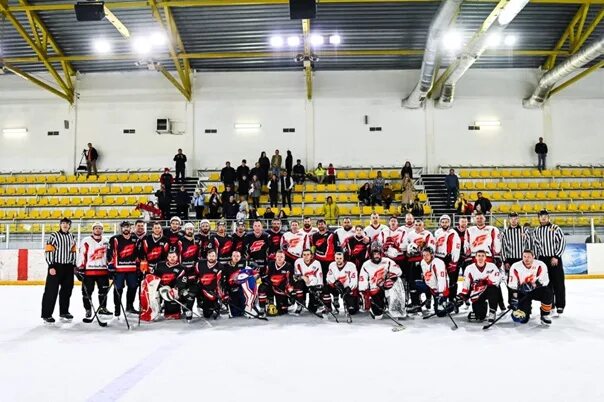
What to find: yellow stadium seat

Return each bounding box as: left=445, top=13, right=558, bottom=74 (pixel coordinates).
left=423, top=205, right=432, bottom=215
left=357, top=171, right=369, bottom=180
left=119, top=209, right=130, bottom=218
left=305, top=184, right=316, bottom=192
left=336, top=183, right=348, bottom=192
left=362, top=206, right=373, bottom=215
left=304, top=194, right=314, bottom=203
left=326, top=184, right=336, bottom=192
left=511, top=204, right=521, bottom=213
left=485, top=182, right=497, bottom=191
left=567, top=204, right=579, bottom=212
left=540, top=170, right=553, bottom=177
left=346, top=171, right=357, bottom=180
left=107, top=210, right=118, bottom=218
left=315, top=194, right=326, bottom=203
left=498, top=204, right=511, bottom=214
left=70, top=197, right=82, bottom=206
left=506, top=182, right=518, bottom=190
left=316, top=184, right=326, bottom=192
left=291, top=207, right=302, bottom=216
left=127, top=196, right=137, bottom=204
left=121, top=186, right=133, bottom=194
left=518, top=182, right=529, bottom=190
left=368, top=171, right=378, bottom=179
left=336, top=194, right=349, bottom=203
left=469, top=170, right=480, bottom=178
left=339, top=206, right=350, bottom=215
left=208, top=172, right=220, bottom=181
left=96, top=210, right=108, bottom=218
left=143, top=185, right=154, bottom=193
left=133, top=186, right=143, bottom=193
left=418, top=193, right=427, bottom=202
left=293, top=194, right=303, bottom=203
left=73, top=210, right=85, bottom=219
left=260, top=195, right=269, bottom=203
left=303, top=207, right=314, bottom=216
left=351, top=206, right=361, bottom=216
left=528, top=182, right=539, bottom=190
left=336, top=171, right=347, bottom=180
left=592, top=190, right=602, bottom=198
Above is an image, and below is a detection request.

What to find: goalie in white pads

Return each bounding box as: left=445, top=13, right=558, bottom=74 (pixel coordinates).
left=508, top=250, right=553, bottom=325
left=140, top=250, right=185, bottom=321
left=420, top=247, right=451, bottom=317
left=292, top=249, right=326, bottom=315
left=359, top=244, right=404, bottom=319
left=326, top=252, right=359, bottom=315
left=455, top=250, right=503, bottom=323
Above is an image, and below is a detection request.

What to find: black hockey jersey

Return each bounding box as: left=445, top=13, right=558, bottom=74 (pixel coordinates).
left=244, top=232, right=270, bottom=263
left=153, top=261, right=183, bottom=287
left=177, top=236, right=199, bottom=268
left=212, top=233, right=234, bottom=262
left=266, top=229, right=284, bottom=261
left=139, top=234, right=169, bottom=269
left=264, top=260, right=294, bottom=289
left=195, top=232, right=215, bottom=260
left=312, top=230, right=336, bottom=262
left=108, top=234, right=138, bottom=273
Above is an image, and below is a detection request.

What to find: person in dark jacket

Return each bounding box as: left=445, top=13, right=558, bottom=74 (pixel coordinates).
left=221, top=184, right=235, bottom=208
left=236, top=160, right=250, bottom=190
left=263, top=207, right=276, bottom=220
left=474, top=192, right=492, bottom=214
left=285, top=150, right=293, bottom=177
left=268, top=174, right=279, bottom=208
left=155, top=185, right=172, bottom=219
left=535, top=137, right=548, bottom=172
left=85, top=143, right=99, bottom=178
left=280, top=171, right=294, bottom=209
left=175, top=186, right=190, bottom=220
left=250, top=162, right=261, bottom=183
left=358, top=182, right=372, bottom=206
left=224, top=196, right=239, bottom=220
left=258, top=152, right=270, bottom=185
left=207, top=186, right=221, bottom=219
left=401, top=161, right=413, bottom=180
left=444, top=168, right=460, bottom=208
left=292, top=159, right=306, bottom=184
left=160, top=168, right=174, bottom=193
left=173, top=148, right=187, bottom=183
left=220, top=161, right=237, bottom=187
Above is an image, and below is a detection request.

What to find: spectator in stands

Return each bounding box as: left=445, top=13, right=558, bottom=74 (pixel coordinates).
left=277, top=208, right=289, bottom=227
left=173, top=148, right=187, bottom=183
left=221, top=184, right=235, bottom=208
left=454, top=192, right=473, bottom=215
left=401, top=161, right=413, bottom=180
left=249, top=175, right=262, bottom=209
left=474, top=192, right=492, bottom=214
left=192, top=189, right=205, bottom=219
left=85, top=142, right=99, bottom=178
left=371, top=171, right=385, bottom=206
left=224, top=195, right=239, bottom=220
left=285, top=150, right=293, bottom=176
left=280, top=171, right=294, bottom=210
left=236, top=160, right=250, bottom=190
left=220, top=161, right=236, bottom=187
left=308, top=163, right=326, bottom=183
left=248, top=206, right=259, bottom=221
left=535, top=137, right=548, bottom=172
left=401, top=172, right=414, bottom=206
left=444, top=168, right=459, bottom=208
left=236, top=203, right=248, bottom=223
left=155, top=184, right=171, bottom=219
left=259, top=152, right=270, bottom=185
left=293, top=159, right=306, bottom=184
left=139, top=201, right=161, bottom=222
left=207, top=186, right=221, bottom=219
left=271, top=149, right=282, bottom=177
left=263, top=207, right=276, bottom=220
left=160, top=167, right=174, bottom=194
left=326, top=163, right=337, bottom=184
left=238, top=174, right=250, bottom=199
left=268, top=174, right=280, bottom=208
left=250, top=162, right=261, bottom=185
left=411, top=196, right=424, bottom=217
left=175, top=185, right=190, bottom=220
left=382, top=182, right=394, bottom=210
left=322, top=196, right=340, bottom=225
left=358, top=182, right=372, bottom=206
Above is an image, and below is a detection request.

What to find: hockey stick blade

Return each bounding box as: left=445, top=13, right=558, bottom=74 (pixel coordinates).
left=391, top=325, right=406, bottom=332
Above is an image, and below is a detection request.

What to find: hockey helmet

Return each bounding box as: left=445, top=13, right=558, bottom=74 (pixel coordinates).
left=92, top=222, right=104, bottom=230
left=422, top=246, right=435, bottom=255
left=170, top=216, right=182, bottom=224
left=267, top=304, right=279, bottom=317
left=120, top=221, right=131, bottom=227
left=512, top=309, right=529, bottom=324
left=183, top=222, right=195, bottom=230
left=439, top=214, right=451, bottom=223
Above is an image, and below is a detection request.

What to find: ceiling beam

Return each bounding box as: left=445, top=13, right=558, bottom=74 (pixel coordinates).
left=103, top=5, right=131, bottom=38
left=2, top=63, right=72, bottom=102
left=544, top=4, right=589, bottom=70
left=302, top=19, right=312, bottom=101
left=570, top=7, right=604, bottom=53
left=6, top=0, right=604, bottom=13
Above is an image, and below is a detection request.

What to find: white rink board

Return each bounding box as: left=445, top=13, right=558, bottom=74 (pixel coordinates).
left=1, top=282, right=603, bottom=402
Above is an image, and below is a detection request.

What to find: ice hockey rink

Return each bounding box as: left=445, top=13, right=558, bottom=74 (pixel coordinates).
left=0, top=280, right=603, bottom=402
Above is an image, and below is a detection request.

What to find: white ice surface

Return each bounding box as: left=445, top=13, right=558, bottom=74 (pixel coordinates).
left=1, top=281, right=603, bottom=402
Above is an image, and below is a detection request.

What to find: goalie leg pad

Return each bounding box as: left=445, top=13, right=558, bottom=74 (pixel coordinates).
left=140, top=276, right=161, bottom=322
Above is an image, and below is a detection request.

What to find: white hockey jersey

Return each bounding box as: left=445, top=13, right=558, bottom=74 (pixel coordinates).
left=77, top=236, right=109, bottom=276
left=420, top=257, right=449, bottom=296
left=326, top=261, right=358, bottom=290
left=434, top=228, right=462, bottom=264
left=364, top=224, right=388, bottom=243
left=461, top=262, right=502, bottom=302
left=302, top=227, right=319, bottom=237
left=508, top=260, right=550, bottom=291
left=359, top=258, right=402, bottom=292
left=334, top=227, right=355, bottom=248
left=400, top=224, right=415, bottom=235
left=293, top=258, right=323, bottom=287
left=464, top=225, right=501, bottom=258
left=379, top=227, right=406, bottom=259
left=402, top=230, right=435, bottom=261
left=281, top=231, right=309, bottom=260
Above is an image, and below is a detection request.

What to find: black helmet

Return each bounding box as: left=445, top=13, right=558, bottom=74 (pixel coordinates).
left=120, top=221, right=131, bottom=228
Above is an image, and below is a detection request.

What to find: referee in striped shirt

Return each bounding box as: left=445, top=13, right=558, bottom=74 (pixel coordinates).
left=533, top=210, right=567, bottom=314
left=501, top=212, right=533, bottom=270
left=41, top=217, right=77, bottom=323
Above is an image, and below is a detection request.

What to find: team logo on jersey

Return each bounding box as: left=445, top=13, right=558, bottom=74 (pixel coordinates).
left=119, top=244, right=136, bottom=258
left=200, top=273, right=216, bottom=286
left=371, top=267, right=386, bottom=285
left=314, top=237, right=326, bottom=247
left=472, top=234, right=488, bottom=248
left=90, top=247, right=107, bottom=261
left=249, top=240, right=265, bottom=253
left=289, top=237, right=301, bottom=247
left=147, top=247, right=163, bottom=261
left=270, top=274, right=286, bottom=286
left=160, top=273, right=177, bottom=285
left=436, top=237, right=446, bottom=246
left=182, top=246, right=198, bottom=259
left=220, top=241, right=233, bottom=255
left=414, top=237, right=427, bottom=246
left=352, top=244, right=366, bottom=255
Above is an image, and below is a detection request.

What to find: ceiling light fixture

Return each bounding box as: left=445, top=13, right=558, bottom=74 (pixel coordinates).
left=150, top=32, right=167, bottom=47
left=329, top=35, right=341, bottom=45
left=93, top=39, right=111, bottom=54
left=2, top=128, right=28, bottom=137
left=270, top=36, right=284, bottom=48
left=504, top=34, right=517, bottom=46
left=234, top=123, right=262, bottom=129
left=310, top=34, right=324, bottom=47
left=486, top=33, right=502, bottom=48
left=442, top=31, right=463, bottom=51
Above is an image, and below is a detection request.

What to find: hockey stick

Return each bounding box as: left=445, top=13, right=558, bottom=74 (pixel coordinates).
left=225, top=299, right=269, bottom=321
left=335, top=286, right=353, bottom=324
left=114, top=285, right=131, bottom=330
left=82, top=280, right=114, bottom=324
left=79, top=275, right=108, bottom=328
left=273, top=285, right=324, bottom=320
left=309, top=288, right=339, bottom=323
left=482, top=289, right=535, bottom=330
left=369, top=299, right=405, bottom=331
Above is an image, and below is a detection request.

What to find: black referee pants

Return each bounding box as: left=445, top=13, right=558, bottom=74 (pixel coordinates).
left=539, top=256, right=565, bottom=309
left=41, top=263, right=74, bottom=318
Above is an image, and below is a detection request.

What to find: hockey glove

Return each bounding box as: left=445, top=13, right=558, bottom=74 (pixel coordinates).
left=74, top=268, right=85, bottom=282
left=519, top=282, right=535, bottom=294
left=510, top=293, right=519, bottom=310
left=454, top=293, right=467, bottom=307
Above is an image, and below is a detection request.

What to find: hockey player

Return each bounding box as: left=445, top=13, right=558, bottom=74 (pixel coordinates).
left=177, top=223, right=199, bottom=269
left=292, top=249, right=325, bottom=315
left=219, top=250, right=258, bottom=318
left=508, top=250, right=553, bottom=325
left=281, top=221, right=309, bottom=264
left=333, top=217, right=355, bottom=251
left=196, top=249, right=223, bottom=319
left=212, top=221, right=234, bottom=263
left=133, top=220, right=147, bottom=241
left=244, top=220, right=270, bottom=271
left=434, top=215, right=461, bottom=302
left=464, top=212, right=501, bottom=263
left=401, top=219, right=435, bottom=311
left=364, top=212, right=387, bottom=242
left=455, top=250, right=503, bottom=322
left=164, top=216, right=183, bottom=248
left=196, top=219, right=215, bottom=261
left=231, top=221, right=247, bottom=255
left=312, top=219, right=336, bottom=279
left=343, top=225, right=370, bottom=272
left=379, top=216, right=406, bottom=265
left=258, top=250, right=295, bottom=317
left=454, top=216, right=469, bottom=274
left=266, top=219, right=284, bottom=261
left=302, top=217, right=318, bottom=236
left=139, top=222, right=169, bottom=271
left=108, top=221, right=140, bottom=316
left=326, top=252, right=359, bottom=315
left=76, top=222, right=111, bottom=318
left=140, top=250, right=184, bottom=321
left=420, top=247, right=451, bottom=316
left=359, top=245, right=403, bottom=319
left=400, top=213, right=415, bottom=235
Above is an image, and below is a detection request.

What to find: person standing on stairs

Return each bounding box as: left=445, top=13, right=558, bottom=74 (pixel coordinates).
left=173, top=148, right=187, bottom=183
left=444, top=169, right=459, bottom=209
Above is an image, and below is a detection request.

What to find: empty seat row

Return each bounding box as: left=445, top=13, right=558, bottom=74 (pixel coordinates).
left=461, top=180, right=603, bottom=191
left=0, top=185, right=155, bottom=196
left=459, top=168, right=603, bottom=178
left=0, top=173, right=161, bottom=185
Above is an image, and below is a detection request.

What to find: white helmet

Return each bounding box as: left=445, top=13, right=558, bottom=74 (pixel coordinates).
left=92, top=222, right=104, bottom=229
left=183, top=223, right=195, bottom=230
left=170, top=216, right=182, bottom=224
left=439, top=214, right=451, bottom=223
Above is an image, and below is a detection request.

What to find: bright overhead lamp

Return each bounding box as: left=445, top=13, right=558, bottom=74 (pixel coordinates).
left=3, top=128, right=28, bottom=137
left=270, top=36, right=284, bottom=48
left=504, top=34, right=517, bottom=46
left=329, top=34, right=341, bottom=45
left=93, top=39, right=111, bottom=54
left=287, top=36, right=301, bottom=47
left=474, top=120, right=501, bottom=127
left=498, top=0, right=530, bottom=25
left=442, top=31, right=462, bottom=51
left=234, top=123, right=262, bottom=129
left=132, top=37, right=152, bottom=54
left=310, top=34, right=324, bottom=47
left=486, top=33, right=502, bottom=48
left=150, top=32, right=167, bottom=47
